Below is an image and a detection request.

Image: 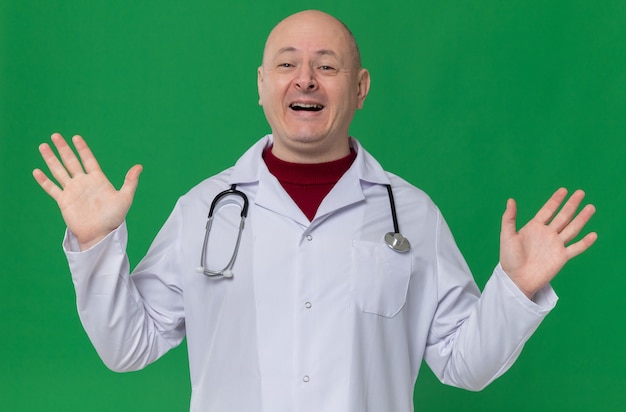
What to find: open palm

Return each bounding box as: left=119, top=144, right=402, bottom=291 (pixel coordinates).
left=33, top=133, right=142, bottom=250
left=500, top=188, right=597, bottom=299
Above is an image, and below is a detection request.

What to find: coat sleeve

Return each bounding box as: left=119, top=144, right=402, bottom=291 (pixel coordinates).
left=423, top=211, right=557, bottom=391
left=64, top=203, right=186, bottom=372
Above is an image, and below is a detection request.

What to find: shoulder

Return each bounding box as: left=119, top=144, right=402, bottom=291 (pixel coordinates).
left=176, top=135, right=271, bottom=206
left=386, top=172, right=439, bottom=212
left=179, top=168, right=234, bottom=203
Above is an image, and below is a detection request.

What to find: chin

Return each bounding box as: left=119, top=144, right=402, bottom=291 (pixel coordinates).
left=292, top=134, right=325, bottom=144
left=280, top=128, right=327, bottom=144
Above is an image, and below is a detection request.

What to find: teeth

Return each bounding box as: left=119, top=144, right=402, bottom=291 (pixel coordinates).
left=290, top=103, right=324, bottom=111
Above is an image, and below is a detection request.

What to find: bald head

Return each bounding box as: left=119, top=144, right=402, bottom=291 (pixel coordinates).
left=262, top=10, right=362, bottom=70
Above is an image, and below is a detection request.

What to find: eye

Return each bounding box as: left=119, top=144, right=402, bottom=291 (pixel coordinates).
left=278, top=63, right=294, bottom=68
left=319, top=65, right=335, bottom=71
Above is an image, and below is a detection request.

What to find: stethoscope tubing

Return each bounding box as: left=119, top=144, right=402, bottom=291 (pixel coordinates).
left=197, top=185, right=248, bottom=278
left=198, top=182, right=410, bottom=279
left=385, top=184, right=401, bottom=234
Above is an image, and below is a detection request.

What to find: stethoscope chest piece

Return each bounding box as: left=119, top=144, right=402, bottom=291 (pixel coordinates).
left=385, top=232, right=410, bottom=253
left=383, top=184, right=410, bottom=253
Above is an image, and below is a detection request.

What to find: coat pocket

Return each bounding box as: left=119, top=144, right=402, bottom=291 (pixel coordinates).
left=351, top=240, right=412, bottom=318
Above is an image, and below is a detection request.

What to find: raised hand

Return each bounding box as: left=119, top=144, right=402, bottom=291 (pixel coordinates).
left=500, top=188, right=597, bottom=299
left=33, top=133, right=143, bottom=251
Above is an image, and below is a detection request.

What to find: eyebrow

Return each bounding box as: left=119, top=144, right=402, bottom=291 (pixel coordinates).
left=275, top=47, right=340, bottom=59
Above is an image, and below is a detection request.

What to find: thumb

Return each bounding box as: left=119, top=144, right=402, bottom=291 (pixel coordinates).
left=120, top=164, right=143, bottom=200
left=500, top=198, right=518, bottom=242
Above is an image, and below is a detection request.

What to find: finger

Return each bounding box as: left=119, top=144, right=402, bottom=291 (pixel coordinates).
left=548, top=189, right=586, bottom=232
left=38, top=141, right=71, bottom=186
left=32, top=168, right=63, bottom=201
left=559, top=203, right=596, bottom=244
left=533, top=188, right=568, bottom=224
left=500, top=198, right=517, bottom=241
left=50, top=133, right=86, bottom=177
left=565, top=231, right=598, bottom=260
left=72, top=135, right=103, bottom=174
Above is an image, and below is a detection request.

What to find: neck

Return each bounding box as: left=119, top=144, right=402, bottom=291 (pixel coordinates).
left=270, top=138, right=351, bottom=164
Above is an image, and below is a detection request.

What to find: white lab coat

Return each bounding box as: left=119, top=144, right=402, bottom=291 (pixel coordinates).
left=65, top=135, right=556, bottom=412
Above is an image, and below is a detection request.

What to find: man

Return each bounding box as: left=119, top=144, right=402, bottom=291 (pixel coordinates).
left=33, top=10, right=597, bottom=412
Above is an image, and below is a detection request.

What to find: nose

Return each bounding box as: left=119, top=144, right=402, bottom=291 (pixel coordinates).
left=294, top=66, right=318, bottom=91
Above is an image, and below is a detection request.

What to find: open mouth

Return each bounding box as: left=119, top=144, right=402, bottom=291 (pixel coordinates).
left=289, top=102, right=324, bottom=112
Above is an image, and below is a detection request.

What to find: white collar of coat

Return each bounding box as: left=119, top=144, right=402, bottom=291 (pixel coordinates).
left=228, top=135, right=391, bottom=187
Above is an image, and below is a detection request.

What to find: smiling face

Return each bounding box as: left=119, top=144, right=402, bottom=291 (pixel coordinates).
left=257, top=10, right=370, bottom=163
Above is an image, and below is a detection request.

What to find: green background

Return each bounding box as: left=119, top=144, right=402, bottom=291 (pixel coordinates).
left=1, top=0, right=624, bottom=410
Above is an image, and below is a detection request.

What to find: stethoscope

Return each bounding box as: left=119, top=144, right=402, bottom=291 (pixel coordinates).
left=197, top=183, right=410, bottom=279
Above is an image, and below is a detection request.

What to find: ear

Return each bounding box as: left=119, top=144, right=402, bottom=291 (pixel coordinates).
left=257, top=66, right=264, bottom=106
left=355, top=68, right=371, bottom=110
